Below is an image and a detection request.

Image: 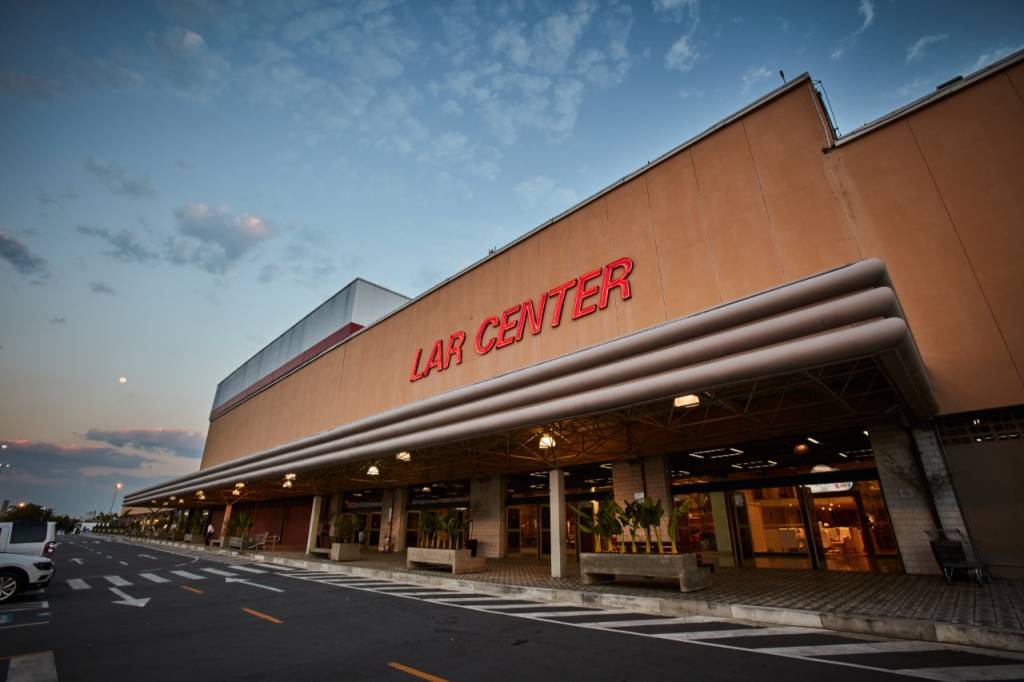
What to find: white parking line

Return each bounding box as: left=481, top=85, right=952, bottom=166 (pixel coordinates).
left=103, top=575, right=132, bottom=587
left=908, top=664, right=1024, bottom=681
left=171, top=570, right=205, bottom=580
left=66, top=578, right=91, bottom=590
left=139, top=573, right=170, bottom=583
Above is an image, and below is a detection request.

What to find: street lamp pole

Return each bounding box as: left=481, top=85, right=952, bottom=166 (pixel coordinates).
left=109, top=482, right=124, bottom=515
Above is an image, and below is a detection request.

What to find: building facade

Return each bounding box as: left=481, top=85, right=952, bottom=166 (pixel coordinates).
left=126, top=53, right=1024, bottom=580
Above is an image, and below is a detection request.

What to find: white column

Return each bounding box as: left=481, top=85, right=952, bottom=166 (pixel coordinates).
left=306, top=495, right=323, bottom=555
left=549, top=469, right=567, bottom=578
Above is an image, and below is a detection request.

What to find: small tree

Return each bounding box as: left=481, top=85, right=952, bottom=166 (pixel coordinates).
left=332, top=513, right=356, bottom=543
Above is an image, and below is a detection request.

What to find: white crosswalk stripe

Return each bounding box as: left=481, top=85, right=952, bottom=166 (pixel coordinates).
left=139, top=573, right=170, bottom=583
left=230, top=565, right=267, bottom=574
left=66, top=578, right=90, bottom=590
left=200, top=568, right=236, bottom=577
left=171, top=570, right=205, bottom=580
left=104, top=575, right=131, bottom=587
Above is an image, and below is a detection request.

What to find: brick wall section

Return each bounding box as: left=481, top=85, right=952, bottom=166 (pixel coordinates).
left=912, top=426, right=975, bottom=559
left=470, top=475, right=507, bottom=558
left=870, top=425, right=940, bottom=575
left=378, top=487, right=408, bottom=552
left=612, top=455, right=673, bottom=543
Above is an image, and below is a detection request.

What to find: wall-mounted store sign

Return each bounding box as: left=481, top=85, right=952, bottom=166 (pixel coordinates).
left=409, top=256, right=634, bottom=382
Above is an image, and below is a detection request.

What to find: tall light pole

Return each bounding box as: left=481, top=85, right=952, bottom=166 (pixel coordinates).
left=109, top=482, right=124, bottom=515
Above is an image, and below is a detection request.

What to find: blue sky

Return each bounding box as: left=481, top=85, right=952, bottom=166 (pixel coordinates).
left=1, top=0, right=1021, bottom=515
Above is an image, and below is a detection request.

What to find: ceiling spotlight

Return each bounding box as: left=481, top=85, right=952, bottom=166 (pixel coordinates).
left=231, top=488, right=240, bottom=496
left=284, top=473, right=297, bottom=481
left=793, top=443, right=810, bottom=455
left=367, top=465, right=380, bottom=476
left=673, top=394, right=700, bottom=408
left=283, top=480, right=293, bottom=489
left=420, top=486, right=431, bottom=493
left=806, top=437, right=821, bottom=445
left=810, top=464, right=838, bottom=473
left=235, top=482, right=245, bottom=488
left=395, top=451, right=411, bottom=462
left=178, top=498, right=184, bottom=504
left=863, top=430, right=870, bottom=437
left=118, top=376, right=127, bottom=384
left=837, top=452, right=848, bottom=458
left=538, top=433, right=557, bottom=449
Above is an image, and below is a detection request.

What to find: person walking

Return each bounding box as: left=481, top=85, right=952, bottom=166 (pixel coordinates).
left=205, top=521, right=215, bottom=546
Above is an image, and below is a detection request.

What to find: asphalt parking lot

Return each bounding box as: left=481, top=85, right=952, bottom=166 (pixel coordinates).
left=2, top=535, right=1022, bottom=681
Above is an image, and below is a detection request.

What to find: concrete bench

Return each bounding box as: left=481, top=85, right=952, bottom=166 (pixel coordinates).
left=580, top=552, right=712, bottom=592
left=407, top=547, right=486, bottom=574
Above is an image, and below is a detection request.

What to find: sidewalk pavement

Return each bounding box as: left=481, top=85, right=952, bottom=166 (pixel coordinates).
left=129, top=537, right=1024, bottom=652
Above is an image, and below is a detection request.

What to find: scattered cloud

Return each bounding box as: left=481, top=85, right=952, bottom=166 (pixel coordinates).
left=653, top=0, right=699, bottom=24
left=665, top=34, right=699, bottom=72
left=257, top=263, right=280, bottom=284
left=77, top=225, right=160, bottom=263
left=56, top=47, right=145, bottom=90
left=657, top=0, right=701, bottom=73
left=49, top=316, right=67, bottom=325
left=970, top=44, right=1024, bottom=72
left=89, top=281, right=117, bottom=295
left=0, top=231, right=49, bottom=280
left=84, top=157, right=155, bottom=198
left=168, top=203, right=274, bottom=274
left=741, top=65, right=772, bottom=93
left=85, top=428, right=205, bottom=459
left=830, top=0, right=875, bottom=61
left=906, top=34, right=949, bottom=64
left=515, top=175, right=578, bottom=209
left=0, top=71, right=61, bottom=100
left=151, top=26, right=230, bottom=98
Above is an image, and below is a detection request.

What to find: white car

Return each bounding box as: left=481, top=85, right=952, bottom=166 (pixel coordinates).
left=0, top=521, right=57, bottom=557
left=0, top=552, right=55, bottom=603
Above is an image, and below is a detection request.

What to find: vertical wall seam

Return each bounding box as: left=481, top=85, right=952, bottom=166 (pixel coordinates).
left=1005, top=71, right=1024, bottom=106
left=741, top=120, right=787, bottom=280
left=687, top=152, right=725, bottom=304
left=905, top=120, right=1024, bottom=390
left=640, top=174, right=671, bottom=324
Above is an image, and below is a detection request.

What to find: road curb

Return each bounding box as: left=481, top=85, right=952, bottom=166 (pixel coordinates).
left=123, top=537, right=1024, bottom=652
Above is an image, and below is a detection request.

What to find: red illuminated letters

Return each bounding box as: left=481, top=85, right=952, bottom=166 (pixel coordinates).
left=409, top=256, right=634, bottom=382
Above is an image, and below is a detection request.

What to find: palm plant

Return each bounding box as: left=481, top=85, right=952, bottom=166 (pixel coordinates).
left=333, top=513, right=356, bottom=543
left=598, top=499, right=624, bottom=553
left=621, top=500, right=642, bottom=553
left=638, top=497, right=666, bottom=554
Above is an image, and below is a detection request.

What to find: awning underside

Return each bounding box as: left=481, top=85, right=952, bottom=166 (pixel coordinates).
left=126, top=259, right=937, bottom=506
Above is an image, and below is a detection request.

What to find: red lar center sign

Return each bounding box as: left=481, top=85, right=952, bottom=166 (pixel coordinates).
left=409, top=256, right=633, bottom=382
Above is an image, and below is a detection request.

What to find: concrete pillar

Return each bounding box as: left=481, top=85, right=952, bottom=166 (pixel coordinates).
left=379, top=487, right=409, bottom=552
left=911, top=426, right=973, bottom=552
left=326, top=493, right=341, bottom=537
left=549, top=469, right=567, bottom=578
left=305, top=495, right=323, bottom=554
left=709, top=491, right=736, bottom=567
left=219, top=503, right=233, bottom=546
left=870, top=425, right=941, bottom=575
left=470, top=475, right=507, bottom=558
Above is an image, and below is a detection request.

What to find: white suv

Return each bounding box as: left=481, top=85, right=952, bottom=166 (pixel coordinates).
left=0, top=552, right=55, bottom=603
left=0, top=521, right=57, bottom=557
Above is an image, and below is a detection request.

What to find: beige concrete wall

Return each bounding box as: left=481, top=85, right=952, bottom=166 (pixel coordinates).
left=201, top=64, right=1024, bottom=469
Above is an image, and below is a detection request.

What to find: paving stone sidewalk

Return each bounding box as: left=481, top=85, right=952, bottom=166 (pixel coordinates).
left=271, top=548, right=1024, bottom=633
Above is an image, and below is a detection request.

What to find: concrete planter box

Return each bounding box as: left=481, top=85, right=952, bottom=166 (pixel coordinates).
left=580, top=552, right=712, bottom=593
left=407, top=547, right=486, bottom=574
left=227, top=536, right=243, bottom=549
left=330, top=542, right=361, bottom=562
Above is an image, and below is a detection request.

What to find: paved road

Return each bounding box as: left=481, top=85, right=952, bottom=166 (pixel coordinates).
left=2, top=536, right=1023, bottom=681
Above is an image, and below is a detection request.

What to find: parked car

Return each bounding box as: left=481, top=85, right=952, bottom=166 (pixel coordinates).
left=0, top=552, right=54, bottom=603
left=0, top=521, right=57, bottom=557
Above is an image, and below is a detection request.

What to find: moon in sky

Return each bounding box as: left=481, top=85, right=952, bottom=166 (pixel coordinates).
left=118, top=376, right=127, bottom=384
